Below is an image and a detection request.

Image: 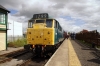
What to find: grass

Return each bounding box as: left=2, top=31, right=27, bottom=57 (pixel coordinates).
left=79, top=40, right=100, bottom=48
left=8, top=38, right=27, bottom=48
left=79, top=40, right=91, bottom=46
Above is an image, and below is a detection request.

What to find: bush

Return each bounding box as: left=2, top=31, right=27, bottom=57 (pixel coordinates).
left=8, top=38, right=27, bottom=47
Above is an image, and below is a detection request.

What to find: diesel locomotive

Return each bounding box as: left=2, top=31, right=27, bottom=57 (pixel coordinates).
left=24, top=13, right=64, bottom=56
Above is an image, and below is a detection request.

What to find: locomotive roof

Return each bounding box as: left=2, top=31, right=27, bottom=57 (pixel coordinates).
left=29, top=18, right=59, bottom=23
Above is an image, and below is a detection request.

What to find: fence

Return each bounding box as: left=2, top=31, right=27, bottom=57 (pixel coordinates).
left=76, top=30, right=100, bottom=46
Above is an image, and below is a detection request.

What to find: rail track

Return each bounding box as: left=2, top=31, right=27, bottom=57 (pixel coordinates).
left=0, top=48, right=57, bottom=66
left=0, top=41, right=62, bottom=66
left=0, top=49, right=29, bottom=64
left=16, top=58, right=31, bottom=66
left=0, top=49, right=24, bottom=57
left=16, top=56, right=50, bottom=66
left=16, top=46, right=59, bottom=66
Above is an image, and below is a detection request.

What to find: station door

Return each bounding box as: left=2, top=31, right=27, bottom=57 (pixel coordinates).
left=0, top=31, right=6, bottom=50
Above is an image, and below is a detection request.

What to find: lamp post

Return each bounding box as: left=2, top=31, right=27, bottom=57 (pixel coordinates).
left=13, top=21, right=14, bottom=41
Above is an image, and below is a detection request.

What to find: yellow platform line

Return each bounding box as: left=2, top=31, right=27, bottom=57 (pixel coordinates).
left=68, top=39, right=81, bottom=66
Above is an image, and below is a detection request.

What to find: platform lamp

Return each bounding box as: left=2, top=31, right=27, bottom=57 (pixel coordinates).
left=7, top=22, right=11, bottom=50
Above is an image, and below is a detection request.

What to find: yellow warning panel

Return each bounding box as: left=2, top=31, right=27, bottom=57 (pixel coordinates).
left=68, top=39, right=81, bottom=66
left=27, top=28, right=54, bottom=45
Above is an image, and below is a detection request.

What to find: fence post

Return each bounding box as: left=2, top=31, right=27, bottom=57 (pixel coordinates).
left=92, top=43, right=95, bottom=48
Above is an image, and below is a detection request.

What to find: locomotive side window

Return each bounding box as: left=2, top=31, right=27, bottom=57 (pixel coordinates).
left=59, top=24, right=61, bottom=31
left=54, top=20, right=62, bottom=31
left=58, top=23, right=60, bottom=30
left=60, top=28, right=62, bottom=31
left=46, top=19, right=53, bottom=27
left=57, top=22, right=62, bottom=31
left=54, top=20, right=58, bottom=28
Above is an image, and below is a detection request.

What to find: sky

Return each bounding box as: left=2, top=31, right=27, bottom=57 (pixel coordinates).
left=0, top=0, right=100, bottom=33
left=7, top=21, right=22, bottom=36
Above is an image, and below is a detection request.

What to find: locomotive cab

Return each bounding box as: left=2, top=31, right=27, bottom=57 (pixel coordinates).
left=27, top=19, right=54, bottom=45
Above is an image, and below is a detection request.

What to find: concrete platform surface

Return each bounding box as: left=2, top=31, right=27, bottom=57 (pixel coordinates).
left=45, top=39, right=81, bottom=66
left=0, top=47, right=23, bottom=55
left=45, top=39, right=68, bottom=66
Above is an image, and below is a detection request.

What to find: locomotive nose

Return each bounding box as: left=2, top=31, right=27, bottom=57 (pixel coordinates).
left=33, top=29, right=44, bottom=44
left=27, top=28, right=54, bottom=45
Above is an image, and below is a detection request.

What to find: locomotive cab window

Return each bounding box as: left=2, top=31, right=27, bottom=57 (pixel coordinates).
left=46, top=19, right=53, bottom=27
left=36, top=20, right=45, bottom=23
left=28, top=20, right=34, bottom=28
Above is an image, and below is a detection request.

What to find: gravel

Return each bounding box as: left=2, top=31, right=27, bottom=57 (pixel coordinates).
left=70, top=39, right=100, bottom=66
left=0, top=52, right=33, bottom=66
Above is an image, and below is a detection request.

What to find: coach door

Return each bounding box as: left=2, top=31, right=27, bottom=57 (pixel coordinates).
left=0, top=31, right=6, bottom=50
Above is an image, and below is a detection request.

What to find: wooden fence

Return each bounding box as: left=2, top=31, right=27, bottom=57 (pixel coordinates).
left=76, top=30, right=100, bottom=46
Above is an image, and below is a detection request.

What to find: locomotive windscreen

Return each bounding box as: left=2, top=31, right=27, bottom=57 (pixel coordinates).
left=33, top=13, right=48, bottom=19
left=46, top=19, right=53, bottom=27
left=36, top=20, right=45, bottom=23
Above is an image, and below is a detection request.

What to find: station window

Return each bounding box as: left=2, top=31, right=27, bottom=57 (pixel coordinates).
left=0, top=13, right=6, bottom=24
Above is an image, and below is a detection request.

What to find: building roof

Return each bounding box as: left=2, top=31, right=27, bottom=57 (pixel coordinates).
left=0, top=5, right=10, bottom=13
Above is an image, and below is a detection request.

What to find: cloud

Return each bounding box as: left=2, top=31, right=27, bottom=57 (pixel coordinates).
left=0, top=0, right=100, bottom=33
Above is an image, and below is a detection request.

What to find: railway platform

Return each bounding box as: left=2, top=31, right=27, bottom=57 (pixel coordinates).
left=45, top=39, right=81, bottom=66
left=0, top=47, right=23, bottom=56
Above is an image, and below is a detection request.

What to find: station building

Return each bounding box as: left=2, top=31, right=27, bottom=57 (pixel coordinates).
left=0, top=5, right=10, bottom=50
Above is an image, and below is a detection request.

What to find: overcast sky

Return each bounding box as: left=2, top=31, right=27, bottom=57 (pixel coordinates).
left=0, top=0, right=100, bottom=33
